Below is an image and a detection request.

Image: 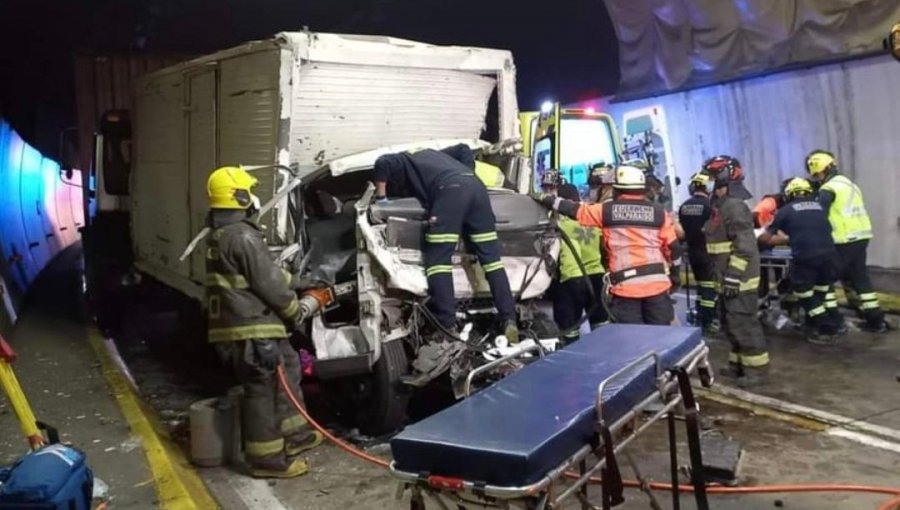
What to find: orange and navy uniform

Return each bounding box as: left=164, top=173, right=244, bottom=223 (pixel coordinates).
left=574, top=193, right=678, bottom=298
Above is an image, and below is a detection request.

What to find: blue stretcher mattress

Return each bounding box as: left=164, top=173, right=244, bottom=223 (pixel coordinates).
left=390, top=324, right=704, bottom=487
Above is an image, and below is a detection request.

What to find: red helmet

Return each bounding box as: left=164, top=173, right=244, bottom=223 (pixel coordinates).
left=702, top=155, right=743, bottom=185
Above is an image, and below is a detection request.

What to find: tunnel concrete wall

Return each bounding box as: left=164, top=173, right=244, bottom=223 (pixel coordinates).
left=0, top=118, right=83, bottom=334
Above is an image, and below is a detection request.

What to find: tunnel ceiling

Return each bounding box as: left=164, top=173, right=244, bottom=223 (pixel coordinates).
left=603, top=0, right=900, bottom=98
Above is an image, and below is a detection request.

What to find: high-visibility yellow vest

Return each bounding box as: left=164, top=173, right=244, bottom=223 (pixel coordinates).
left=820, top=174, right=873, bottom=244
left=559, top=217, right=604, bottom=282
left=475, top=161, right=505, bottom=189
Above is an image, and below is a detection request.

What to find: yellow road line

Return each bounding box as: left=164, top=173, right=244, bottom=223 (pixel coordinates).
left=86, top=327, right=219, bottom=510
left=696, top=387, right=829, bottom=432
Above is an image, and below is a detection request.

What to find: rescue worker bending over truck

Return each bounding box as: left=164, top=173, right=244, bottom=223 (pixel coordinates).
left=678, top=173, right=718, bottom=334
left=373, top=145, right=518, bottom=342
left=758, top=178, right=845, bottom=345
left=205, top=166, right=322, bottom=479
left=701, top=156, right=770, bottom=387
left=537, top=165, right=680, bottom=325
left=806, top=150, right=888, bottom=333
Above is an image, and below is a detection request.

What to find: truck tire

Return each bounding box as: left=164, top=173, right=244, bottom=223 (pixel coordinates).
left=357, top=339, right=409, bottom=436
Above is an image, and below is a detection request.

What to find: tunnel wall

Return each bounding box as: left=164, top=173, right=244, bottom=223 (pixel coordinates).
left=592, top=53, right=900, bottom=271
left=0, top=118, right=83, bottom=333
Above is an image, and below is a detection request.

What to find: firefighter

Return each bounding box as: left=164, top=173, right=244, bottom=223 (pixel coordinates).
left=373, top=145, right=519, bottom=342
left=536, top=165, right=680, bottom=325
left=701, top=155, right=770, bottom=386
left=585, top=165, right=613, bottom=328
left=205, top=166, right=322, bottom=479
left=679, top=172, right=718, bottom=333
left=758, top=178, right=844, bottom=344
left=588, top=163, right=615, bottom=203
left=806, top=150, right=887, bottom=333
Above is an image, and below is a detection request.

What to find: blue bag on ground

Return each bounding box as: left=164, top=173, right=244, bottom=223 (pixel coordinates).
left=0, top=444, right=93, bottom=510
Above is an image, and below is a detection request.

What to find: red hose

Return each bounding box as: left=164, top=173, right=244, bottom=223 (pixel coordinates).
left=276, top=366, right=900, bottom=507
left=276, top=365, right=390, bottom=468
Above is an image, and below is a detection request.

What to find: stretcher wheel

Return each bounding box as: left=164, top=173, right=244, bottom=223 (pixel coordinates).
left=409, top=491, right=426, bottom=510
left=698, top=366, right=713, bottom=388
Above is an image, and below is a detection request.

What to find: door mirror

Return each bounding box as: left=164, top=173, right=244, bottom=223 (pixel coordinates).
left=99, top=110, right=132, bottom=195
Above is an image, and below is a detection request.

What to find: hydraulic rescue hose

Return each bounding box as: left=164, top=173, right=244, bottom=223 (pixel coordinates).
left=276, top=365, right=900, bottom=507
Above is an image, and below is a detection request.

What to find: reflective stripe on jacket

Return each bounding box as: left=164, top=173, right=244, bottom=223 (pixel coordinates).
left=206, top=217, right=301, bottom=343
left=704, top=196, right=760, bottom=291
left=576, top=194, right=675, bottom=298
left=820, top=174, right=873, bottom=244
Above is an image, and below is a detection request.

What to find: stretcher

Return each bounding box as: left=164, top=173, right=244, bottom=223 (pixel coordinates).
left=758, top=247, right=796, bottom=329
left=390, top=324, right=714, bottom=509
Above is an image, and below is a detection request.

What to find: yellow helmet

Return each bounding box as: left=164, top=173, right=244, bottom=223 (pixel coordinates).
left=784, top=177, right=813, bottom=199
left=806, top=150, right=836, bottom=175
left=613, top=165, right=646, bottom=190
left=688, top=172, right=710, bottom=193
left=207, top=166, right=258, bottom=209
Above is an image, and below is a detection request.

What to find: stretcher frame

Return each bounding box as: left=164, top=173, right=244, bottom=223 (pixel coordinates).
left=391, top=342, right=714, bottom=510
left=758, top=249, right=794, bottom=327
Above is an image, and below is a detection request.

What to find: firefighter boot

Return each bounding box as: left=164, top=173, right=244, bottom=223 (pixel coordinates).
left=286, top=431, right=323, bottom=458
left=502, top=320, right=520, bottom=344
left=737, top=366, right=769, bottom=389
left=250, top=457, right=310, bottom=479
left=718, top=361, right=743, bottom=379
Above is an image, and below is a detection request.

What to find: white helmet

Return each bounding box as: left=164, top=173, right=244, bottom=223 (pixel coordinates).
left=613, top=165, right=646, bottom=190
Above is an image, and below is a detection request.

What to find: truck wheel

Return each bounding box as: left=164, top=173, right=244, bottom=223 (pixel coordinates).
left=357, top=339, right=409, bottom=435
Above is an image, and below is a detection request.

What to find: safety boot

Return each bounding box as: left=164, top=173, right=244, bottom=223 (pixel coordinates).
left=736, top=366, right=769, bottom=389
left=249, top=457, right=309, bottom=479
left=861, top=320, right=889, bottom=334
left=502, top=320, right=520, bottom=344
left=806, top=331, right=838, bottom=346
left=286, top=431, right=323, bottom=458
left=717, top=362, right=743, bottom=379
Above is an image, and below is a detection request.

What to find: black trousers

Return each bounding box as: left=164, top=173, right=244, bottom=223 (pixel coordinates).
left=687, top=248, right=717, bottom=327
left=588, top=274, right=610, bottom=328
left=216, top=339, right=311, bottom=467
left=790, top=256, right=842, bottom=335
left=424, top=175, right=516, bottom=328
left=610, top=292, right=674, bottom=325
left=835, top=240, right=883, bottom=328
left=551, top=279, right=589, bottom=342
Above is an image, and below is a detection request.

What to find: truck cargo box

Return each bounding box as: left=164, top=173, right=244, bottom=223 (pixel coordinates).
left=129, top=32, right=518, bottom=300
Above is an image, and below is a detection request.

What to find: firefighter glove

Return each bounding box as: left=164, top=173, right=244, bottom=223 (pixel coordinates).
left=532, top=193, right=578, bottom=219
left=252, top=339, right=281, bottom=371
left=722, top=277, right=741, bottom=299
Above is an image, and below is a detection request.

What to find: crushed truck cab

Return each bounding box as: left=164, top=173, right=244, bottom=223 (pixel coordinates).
left=88, top=31, right=559, bottom=434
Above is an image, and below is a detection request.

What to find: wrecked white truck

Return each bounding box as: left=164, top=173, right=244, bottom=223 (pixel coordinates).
left=88, top=32, right=560, bottom=433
